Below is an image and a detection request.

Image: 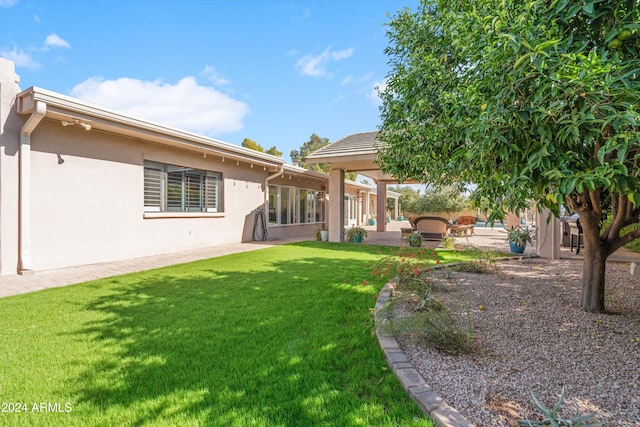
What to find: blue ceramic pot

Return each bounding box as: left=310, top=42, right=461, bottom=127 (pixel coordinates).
left=509, top=242, right=526, bottom=254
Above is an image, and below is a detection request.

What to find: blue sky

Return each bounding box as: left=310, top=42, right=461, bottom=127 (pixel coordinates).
left=0, top=0, right=419, bottom=163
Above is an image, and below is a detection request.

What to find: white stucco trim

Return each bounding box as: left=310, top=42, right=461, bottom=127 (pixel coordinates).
left=143, top=212, right=225, bottom=219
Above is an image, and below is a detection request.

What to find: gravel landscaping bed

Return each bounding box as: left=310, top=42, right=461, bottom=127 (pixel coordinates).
left=391, top=258, right=640, bottom=426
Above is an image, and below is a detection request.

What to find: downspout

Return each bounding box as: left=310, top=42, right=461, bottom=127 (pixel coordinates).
left=264, top=166, right=285, bottom=206
left=257, top=166, right=284, bottom=240
left=18, top=100, right=46, bottom=274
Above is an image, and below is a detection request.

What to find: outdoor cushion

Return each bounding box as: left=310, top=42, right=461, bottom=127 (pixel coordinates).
left=413, top=216, right=451, bottom=240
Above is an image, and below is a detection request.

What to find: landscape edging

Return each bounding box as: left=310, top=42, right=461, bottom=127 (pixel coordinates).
left=374, top=279, right=475, bottom=427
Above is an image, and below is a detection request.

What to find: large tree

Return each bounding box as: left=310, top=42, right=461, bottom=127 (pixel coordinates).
left=378, top=0, right=640, bottom=313
left=388, top=185, right=422, bottom=215
left=408, top=186, right=470, bottom=217
left=291, top=133, right=332, bottom=173
left=294, top=133, right=358, bottom=180
left=241, top=138, right=282, bottom=157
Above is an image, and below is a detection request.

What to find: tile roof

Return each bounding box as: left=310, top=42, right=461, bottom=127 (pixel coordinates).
left=305, top=131, right=382, bottom=159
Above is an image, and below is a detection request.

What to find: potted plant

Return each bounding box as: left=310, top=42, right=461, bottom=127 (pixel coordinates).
left=346, top=226, right=368, bottom=243
left=316, top=227, right=329, bottom=242
left=506, top=226, right=534, bottom=253
left=407, top=232, right=422, bottom=247
left=368, top=217, right=376, bottom=226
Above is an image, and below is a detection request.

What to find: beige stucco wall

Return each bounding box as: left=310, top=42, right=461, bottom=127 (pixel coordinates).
left=0, top=58, right=382, bottom=275
left=24, top=118, right=274, bottom=272
left=0, top=59, right=23, bottom=276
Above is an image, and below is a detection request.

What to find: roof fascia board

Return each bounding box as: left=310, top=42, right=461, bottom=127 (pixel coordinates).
left=281, top=164, right=330, bottom=180
left=17, top=86, right=284, bottom=169
left=305, top=152, right=377, bottom=163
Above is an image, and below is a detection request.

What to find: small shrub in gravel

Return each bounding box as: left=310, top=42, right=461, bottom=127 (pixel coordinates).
left=517, top=387, right=603, bottom=427
left=378, top=269, right=473, bottom=354
left=448, top=248, right=499, bottom=274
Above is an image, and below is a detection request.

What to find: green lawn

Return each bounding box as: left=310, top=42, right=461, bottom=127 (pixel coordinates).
left=0, top=242, right=479, bottom=426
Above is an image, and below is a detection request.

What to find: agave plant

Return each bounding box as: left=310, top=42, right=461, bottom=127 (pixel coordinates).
left=517, top=387, right=602, bottom=427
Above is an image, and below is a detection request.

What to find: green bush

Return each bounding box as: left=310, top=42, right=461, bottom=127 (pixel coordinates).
left=449, top=248, right=499, bottom=274
left=373, top=250, right=473, bottom=354
left=441, top=237, right=456, bottom=249
left=407, top=233, right=423, bottom=247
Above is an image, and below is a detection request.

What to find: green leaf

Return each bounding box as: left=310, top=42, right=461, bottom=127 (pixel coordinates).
left=513, top=53, right=532, bottom=69
left=564, top=3, right=582, bottom=19
left=581, top=2, right=595, bottom=15
left=554, top=0, right=569, bottom=13
left=534, top=39, right=561, bottom=52
left=597, top=146, right=606, bottom=165
left=617, top=145, right=629, bottom=163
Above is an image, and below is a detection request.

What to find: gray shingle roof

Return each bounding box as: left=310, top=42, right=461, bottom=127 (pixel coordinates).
left=305, top=131, right=382, bottom=159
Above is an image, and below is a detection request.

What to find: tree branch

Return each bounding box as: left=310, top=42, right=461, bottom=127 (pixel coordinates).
left=607, top=193, right=628, bottom=243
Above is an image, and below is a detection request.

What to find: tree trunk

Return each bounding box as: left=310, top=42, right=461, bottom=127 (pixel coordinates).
left=579, top=217, right=609, bottom=313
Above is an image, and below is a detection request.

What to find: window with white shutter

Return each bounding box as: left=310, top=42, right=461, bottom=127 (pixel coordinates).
left=144, top=161, right=222, bottom=213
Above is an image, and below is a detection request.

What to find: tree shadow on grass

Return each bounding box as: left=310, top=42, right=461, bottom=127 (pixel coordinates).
left=64, top=247, right=428, bottom=426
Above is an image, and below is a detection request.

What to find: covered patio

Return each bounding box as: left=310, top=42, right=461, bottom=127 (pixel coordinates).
left=306, top=131, right=402, bottom=242
left=306, top=131, right=566, bottom=259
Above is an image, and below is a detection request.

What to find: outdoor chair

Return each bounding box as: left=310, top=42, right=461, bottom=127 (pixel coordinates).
left=400, top=215, right=418, bottom=237
left=413, top=216, right=451, bottom=240
left=568, top=215, right=583, bottom=254
left=450, top=215, right=477, bottom=237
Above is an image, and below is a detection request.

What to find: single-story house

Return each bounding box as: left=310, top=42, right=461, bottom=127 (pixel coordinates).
left=0, top=58, right=397, bottom=276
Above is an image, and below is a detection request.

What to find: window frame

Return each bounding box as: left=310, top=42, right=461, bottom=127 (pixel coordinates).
left=144, top=160, right=223, bottom=216
left=267, top=184, right=326, bottom=226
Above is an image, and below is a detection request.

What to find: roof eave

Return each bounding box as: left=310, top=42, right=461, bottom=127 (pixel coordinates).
left=16, top=86, right=284, bottom=170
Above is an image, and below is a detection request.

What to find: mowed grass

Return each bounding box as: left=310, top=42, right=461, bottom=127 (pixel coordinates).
left=0, top=241, right=457, bottom=426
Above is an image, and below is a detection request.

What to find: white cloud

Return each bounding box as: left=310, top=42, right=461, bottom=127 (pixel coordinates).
left=0, top=0, right=18, bottom=7
left=295, top=46, right=354, bottom=78
left=70, top=76, right=249, bottom=136
left=0, top=47, right=40, bottom=70
left=44, top=34, right=71, bottom=49
left=200, top=65, right=230, bottom=86
left=283, top=5, right=310, bottom=22
left=331, top=48, right=354, bottom=61
left=341, top=75, right=353, bottom=86
left=367, top=79, right=387, bottom=106
left=34, top=14, right=40, bottom=23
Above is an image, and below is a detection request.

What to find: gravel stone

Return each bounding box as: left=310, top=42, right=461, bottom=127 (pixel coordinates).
left=391, top=258, right=640, bottom=426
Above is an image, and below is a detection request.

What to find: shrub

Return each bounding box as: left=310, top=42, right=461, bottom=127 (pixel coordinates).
left=449, top=248, right=499, bottom=274
left=373, top=249, right=473, bottom=354
left=379, top=276, right=473, bottom=353
left=441, top=237, right=456, bottom=248
left=407, top=233, right=423, bottom=247
left=346, top=226, right=367, bottom=242
left=370, top=247, right=439, bottom=282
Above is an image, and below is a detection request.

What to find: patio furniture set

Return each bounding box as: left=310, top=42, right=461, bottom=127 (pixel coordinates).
left=401, top=215, right=478, bottom=240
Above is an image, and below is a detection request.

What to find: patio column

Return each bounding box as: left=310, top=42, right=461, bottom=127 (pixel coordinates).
left=356, top=191, right=363, bottom=226
left=365, top=191, right=371, bottom=221
left=394, top=197, right=399, bottom=219
left=506, top=212, right=520, bottom=229
left=376, top=182, right=386, bottom=232
left=536, top=208, right=561, bottom=259
left=328, top=169, right=345, bottom=242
